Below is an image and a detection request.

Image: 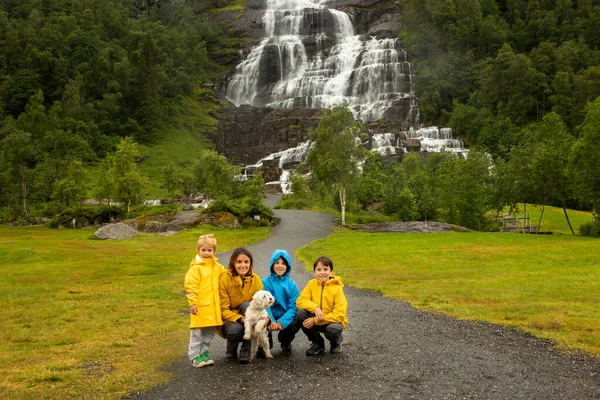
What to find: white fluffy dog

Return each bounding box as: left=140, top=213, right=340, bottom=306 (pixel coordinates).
left=243, top=290, right=275, bottom=360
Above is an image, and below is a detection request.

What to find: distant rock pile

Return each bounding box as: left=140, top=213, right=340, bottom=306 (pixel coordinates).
left=351, top=221, right=471, bottom=233
left=93, top=210, right=247, bottom=240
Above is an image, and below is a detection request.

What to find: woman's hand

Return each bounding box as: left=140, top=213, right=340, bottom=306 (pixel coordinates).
left=314, top=307, right=325, bottom=322
left=190, top=305, right=198, bottom=315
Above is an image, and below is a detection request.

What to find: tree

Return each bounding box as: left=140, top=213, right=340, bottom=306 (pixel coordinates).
left=306, top=107, right=365, bottom=227
left=94, top=156, right=116, bottom=218
left=0, top=129, right=37, bottom=221
left=436, top=150, right=492, bottom=230
left=569, top=97, right=600, bottom=221
left=527, top=112, right=575, bottom=233
left=52, top=159, right=86, bottom=208
left=353, top=151, right=387, bottom=210
left=192, top=150, right=239, bottom=201
left=112, top=137, right=146, bottom=213
left=161, top=161, right=181, bottom=201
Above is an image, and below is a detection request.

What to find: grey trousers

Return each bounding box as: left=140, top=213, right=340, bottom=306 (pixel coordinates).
left=188, top=326, right=216, bottom=360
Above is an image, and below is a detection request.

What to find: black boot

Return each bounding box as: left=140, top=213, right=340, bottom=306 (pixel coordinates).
left=226, top=339, right=238, bottom=359
left=280, top=342, right=292, bottom=354
left=238, top=340, right=251, bottom=364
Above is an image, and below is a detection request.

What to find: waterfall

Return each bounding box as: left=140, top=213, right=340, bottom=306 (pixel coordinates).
left=226, top=0, right=420, bottom=124
left=407, top=127, right=469, bottom=157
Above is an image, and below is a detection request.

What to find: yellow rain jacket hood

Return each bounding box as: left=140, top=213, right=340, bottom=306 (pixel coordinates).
left=296, top=275, right=348, bottom=328
left=184, top=255, right=225, bottom=328
left=219, top=269, right=263, bottom=323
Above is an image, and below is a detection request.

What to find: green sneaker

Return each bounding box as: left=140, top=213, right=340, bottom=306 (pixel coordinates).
left=192, top=353, right=207, bottom=368
left=201, top=350, right=214, bottom=366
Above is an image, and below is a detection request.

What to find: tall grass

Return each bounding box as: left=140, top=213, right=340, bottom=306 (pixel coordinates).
left=297, top=229, right=600, bottom=357
left=0, top=225, right=270, bottom=399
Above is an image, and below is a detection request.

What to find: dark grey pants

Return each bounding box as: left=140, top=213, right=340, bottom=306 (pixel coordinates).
left=268, top=316, right=301, bottom=348
left=221, top=302, right=251, bottom=356
left=296, top=308, right=343, bottom=346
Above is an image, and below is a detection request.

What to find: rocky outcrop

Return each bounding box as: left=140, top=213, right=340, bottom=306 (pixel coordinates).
left=94, top=223, right=137, bottom=240
left=351, top=221, right=472, bottom=233
left=208, top=103, right=322, bottom=165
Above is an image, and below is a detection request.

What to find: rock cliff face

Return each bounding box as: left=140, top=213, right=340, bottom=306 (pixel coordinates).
left=207, top=102, right=322, bottom=165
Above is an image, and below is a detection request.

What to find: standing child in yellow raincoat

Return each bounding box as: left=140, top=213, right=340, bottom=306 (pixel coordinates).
left=184, top=234, right=224, bottom=368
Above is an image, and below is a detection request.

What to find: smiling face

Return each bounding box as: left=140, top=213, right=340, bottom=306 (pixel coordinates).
left=314, top=261, right=333, bottom=283
left=198, top=244, right=215, bottom=260
left=234, top=254, right=252, bottom=278
left=273, top=258, right=288, bottom=277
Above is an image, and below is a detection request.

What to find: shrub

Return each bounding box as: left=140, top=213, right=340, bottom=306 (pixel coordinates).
left=579, top=221, right=600, bottom=237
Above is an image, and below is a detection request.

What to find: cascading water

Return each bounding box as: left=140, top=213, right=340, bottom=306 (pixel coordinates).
left=369, top=127, right=469, bottom=157
left=226, top=0, right=420, bottom=124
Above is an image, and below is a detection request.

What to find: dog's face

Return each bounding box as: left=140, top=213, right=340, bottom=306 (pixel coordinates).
left=252, top=290, right=275, bottom=309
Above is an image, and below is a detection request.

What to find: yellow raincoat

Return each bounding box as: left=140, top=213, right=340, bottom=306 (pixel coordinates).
left=184, top=255, right=224, bottom=328
left=296, top=275, right=348, bottom=328
left=219, top=270, right=263, bottom=323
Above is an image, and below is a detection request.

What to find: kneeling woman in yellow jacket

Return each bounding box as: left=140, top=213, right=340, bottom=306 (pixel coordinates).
left=219, top=247, right=264, bottom=364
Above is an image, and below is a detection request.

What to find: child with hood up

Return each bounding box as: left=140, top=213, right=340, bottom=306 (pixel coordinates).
left=262, top=249, right=301, bottom=354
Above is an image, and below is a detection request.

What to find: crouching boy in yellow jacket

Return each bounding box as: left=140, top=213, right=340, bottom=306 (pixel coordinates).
left=296, top=256, right=348, bottom=356
left=184, top=234, right=224, bottom=368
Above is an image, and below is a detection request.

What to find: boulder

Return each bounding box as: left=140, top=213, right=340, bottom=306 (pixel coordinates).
left=197, top=212, right=241, bottom=228
left=94, top=223, right=137, bottom=240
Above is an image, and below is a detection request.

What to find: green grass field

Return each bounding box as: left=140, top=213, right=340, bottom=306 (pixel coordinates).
left=297, top=228, right=600, bottom=358
left=0, top=225, right=270, bottom=399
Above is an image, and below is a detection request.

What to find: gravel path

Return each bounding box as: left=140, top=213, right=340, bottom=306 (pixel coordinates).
left=131, top=198, right=600, bottom=399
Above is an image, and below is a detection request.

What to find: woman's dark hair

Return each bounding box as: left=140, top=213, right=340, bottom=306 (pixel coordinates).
left=313, top=256, right=333, bottom=271
left=228, top=247, right=254, bottom=276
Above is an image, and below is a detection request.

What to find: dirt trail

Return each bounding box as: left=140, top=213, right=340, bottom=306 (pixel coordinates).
left=131, top=199, right=599, bottom=400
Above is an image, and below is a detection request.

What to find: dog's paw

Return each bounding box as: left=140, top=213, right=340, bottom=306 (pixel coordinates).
left=243, top=334, right=250, bottom=340
left=266, top=354, right=273, bottom=359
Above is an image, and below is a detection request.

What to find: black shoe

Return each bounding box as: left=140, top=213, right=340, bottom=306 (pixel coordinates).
left=256, top=347, right=266, bottom=359
left=281, top=343, right=292, bottom=354
left=305, top=342, right=325, bottom=356
left=330, top=342, right=342, bottom=354
left=238, top=349, right=250, bottom=364
left=226, top=339, right=238, bottom=359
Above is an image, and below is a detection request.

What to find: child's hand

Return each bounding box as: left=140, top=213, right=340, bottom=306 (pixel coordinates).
left=268, top=322, right=283, bottom=331
left=303, top=318, right=315, bottom=329
left=190, top=305, right=198, bottom=315
left=314, top=306, right=325, bottom=321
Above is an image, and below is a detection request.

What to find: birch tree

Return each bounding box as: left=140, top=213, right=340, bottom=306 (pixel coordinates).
left=306, top=107, right=365, bottom=227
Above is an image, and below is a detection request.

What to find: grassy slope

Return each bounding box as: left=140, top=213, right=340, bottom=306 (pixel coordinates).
left=0, top=225, right=270, bottom=399
left=297, top=228, right=600, bottom=358
left=137, top=88, right=222, bottom=199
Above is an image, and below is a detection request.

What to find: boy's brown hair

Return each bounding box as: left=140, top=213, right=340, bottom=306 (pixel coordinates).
left=196, top=234, right=217, bottom=253
left=313, top=256, right=333, bottom=271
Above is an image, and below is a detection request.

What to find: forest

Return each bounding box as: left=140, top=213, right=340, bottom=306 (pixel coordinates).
left=0, top=0, right=599, bottom=234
